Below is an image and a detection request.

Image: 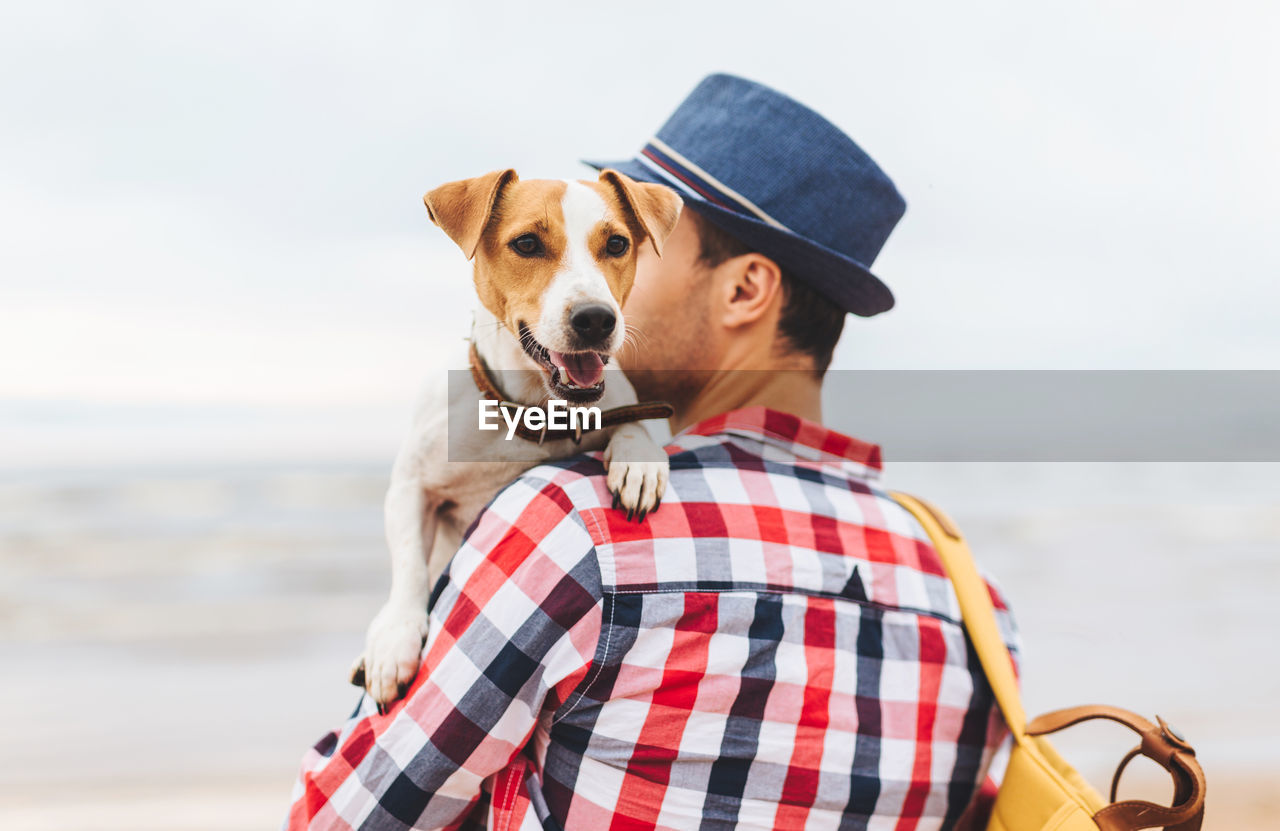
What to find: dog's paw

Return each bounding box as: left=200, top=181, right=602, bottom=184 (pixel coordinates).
left=604, top=428, right=668, bottom=521
left=353, top=603, right=430, bottom=710
left=607, top=459, right=667, bottom=520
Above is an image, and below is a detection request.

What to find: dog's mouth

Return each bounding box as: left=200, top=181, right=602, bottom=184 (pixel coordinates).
left=517, top=322, right=610, bottom=402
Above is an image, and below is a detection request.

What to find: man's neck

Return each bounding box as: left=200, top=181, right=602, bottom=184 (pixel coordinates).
left=671, top=364, right=823, bottom=435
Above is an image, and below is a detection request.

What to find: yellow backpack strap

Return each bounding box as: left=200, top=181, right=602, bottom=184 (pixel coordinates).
left=890, top=491, right=1026, bottom=738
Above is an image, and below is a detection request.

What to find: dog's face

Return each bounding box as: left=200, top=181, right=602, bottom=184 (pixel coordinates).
left=426, top=169, right=681, bottom=403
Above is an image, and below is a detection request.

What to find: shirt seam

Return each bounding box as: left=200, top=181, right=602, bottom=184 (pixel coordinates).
left=552, top=591, right=614, bottom=727
left=604, top=584, right=964, bottom=626
left=551, top=495, right=614, bottom=727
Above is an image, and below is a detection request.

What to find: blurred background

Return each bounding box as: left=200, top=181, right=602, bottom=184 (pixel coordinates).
left=1, top=1, right=1276, bottom=828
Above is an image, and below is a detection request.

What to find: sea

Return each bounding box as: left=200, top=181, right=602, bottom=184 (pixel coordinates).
left=1, top=459, right=1276, bottom=828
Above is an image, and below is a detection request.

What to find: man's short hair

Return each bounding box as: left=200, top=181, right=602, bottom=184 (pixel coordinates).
left=689, top=210, right=846, bottom=375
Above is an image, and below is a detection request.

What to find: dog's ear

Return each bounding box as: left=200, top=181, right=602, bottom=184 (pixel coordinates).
left=597, top=169, right=682, bottom=257
left=424, top=169, right=519, bottom=260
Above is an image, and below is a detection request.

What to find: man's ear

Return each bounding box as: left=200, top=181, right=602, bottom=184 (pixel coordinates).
left=597, top=169, right=682, bottom=257
left=721, top=254, right=784, bottom=329
left=424, top=169, right=519, bottom=260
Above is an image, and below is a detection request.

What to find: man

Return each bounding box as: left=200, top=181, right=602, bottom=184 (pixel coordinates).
left=287, top=74, right=1018, bottom=830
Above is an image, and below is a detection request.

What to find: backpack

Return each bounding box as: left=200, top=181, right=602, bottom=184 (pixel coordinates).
left=891, top=492, right=1206, bottom=831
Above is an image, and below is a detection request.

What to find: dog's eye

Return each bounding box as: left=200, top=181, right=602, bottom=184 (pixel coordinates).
left=606, top=235, right=629, bottom=257
left=510, top=234, right=543, bottom=257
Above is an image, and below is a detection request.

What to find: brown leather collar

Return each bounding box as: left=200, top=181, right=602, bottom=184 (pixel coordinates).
left=468, top=340, right=674, bottom=445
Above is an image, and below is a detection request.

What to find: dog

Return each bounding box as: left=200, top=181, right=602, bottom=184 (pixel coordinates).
left=350, top=168, right=683, bottom=708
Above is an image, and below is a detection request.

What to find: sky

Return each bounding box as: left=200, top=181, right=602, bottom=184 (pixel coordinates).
left=2, top=1, right=1277, bottom=466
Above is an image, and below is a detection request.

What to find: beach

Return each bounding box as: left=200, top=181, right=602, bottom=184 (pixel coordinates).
left=1, top=461, right=1275, bottom=828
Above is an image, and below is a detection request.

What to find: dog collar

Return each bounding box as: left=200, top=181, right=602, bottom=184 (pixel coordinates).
left=467, top=340, right=674, bottom=445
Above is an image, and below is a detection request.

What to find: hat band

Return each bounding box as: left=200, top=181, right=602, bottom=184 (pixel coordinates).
left=637, top=137, right=793, bottom=233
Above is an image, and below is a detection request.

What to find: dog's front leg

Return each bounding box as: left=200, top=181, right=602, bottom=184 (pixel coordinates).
left=351, top=478, right=437, bottom=709
left=603, top=422, right=669, bottom=521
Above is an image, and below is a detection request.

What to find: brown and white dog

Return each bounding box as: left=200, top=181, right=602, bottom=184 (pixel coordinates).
left=351, top=169, right=682, bottom=707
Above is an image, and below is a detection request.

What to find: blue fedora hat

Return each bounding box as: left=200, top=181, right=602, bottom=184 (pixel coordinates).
left=585, top=73, right=905, bottom=317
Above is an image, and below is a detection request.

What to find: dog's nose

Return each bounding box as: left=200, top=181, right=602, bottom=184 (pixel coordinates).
left=570, top=304, right=616, bottom=344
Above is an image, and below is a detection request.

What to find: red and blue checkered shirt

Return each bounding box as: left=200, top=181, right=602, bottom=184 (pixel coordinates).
left=287, top=407, right=1018, bottom=830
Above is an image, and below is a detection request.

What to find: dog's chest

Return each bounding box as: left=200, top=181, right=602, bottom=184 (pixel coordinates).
left=426, top=396, right=611, bottom=534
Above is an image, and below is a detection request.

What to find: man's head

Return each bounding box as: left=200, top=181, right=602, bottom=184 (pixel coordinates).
left=621, top=208, right=846, bottom=404
left=586, top=74, right=906, bottom=422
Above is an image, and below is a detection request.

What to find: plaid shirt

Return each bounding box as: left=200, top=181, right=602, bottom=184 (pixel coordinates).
left=288, top=407, right=1018, bottom=830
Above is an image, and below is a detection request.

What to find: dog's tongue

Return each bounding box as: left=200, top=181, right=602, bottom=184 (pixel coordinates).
left=548, top=350, right=604, bottom=388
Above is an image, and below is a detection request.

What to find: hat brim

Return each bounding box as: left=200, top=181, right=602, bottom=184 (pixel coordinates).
left=582, top=157, right=895, bottom=317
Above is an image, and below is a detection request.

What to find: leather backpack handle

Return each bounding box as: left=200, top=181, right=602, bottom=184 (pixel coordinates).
left=1027, top=705, right=1206, bottom=831
left=891, top=492, right=1207, bottom=831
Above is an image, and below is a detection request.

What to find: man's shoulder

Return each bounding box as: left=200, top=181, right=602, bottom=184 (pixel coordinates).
left=469, top=440, right=733, bottom=557
left=887, top=490, right=1020, bottom=652
left=447, top=458, right=608, bottom=604
left=504, top=455, right=613, bottom=513
left=462, top=456, right=612, bottom=553
left=495, top=439, right=731, bottom=518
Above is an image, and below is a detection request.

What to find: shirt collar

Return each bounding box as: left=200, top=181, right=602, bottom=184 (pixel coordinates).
left=675, top=406, right=883, bottom=477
